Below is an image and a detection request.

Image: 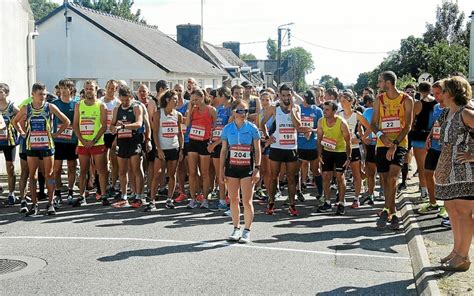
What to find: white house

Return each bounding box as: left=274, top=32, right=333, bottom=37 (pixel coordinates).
left=35, top=2, right=226, bottom=94
left=0, top=0, right=36, bottom=103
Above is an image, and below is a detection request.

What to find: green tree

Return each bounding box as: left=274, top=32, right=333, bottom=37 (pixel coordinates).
left=282, top=47, right=315, bottom=91
left=267, top=38, right=277, bottom=60
left=73, top=0, right=146, bottom=23
left=396, top=74, right=417, bottom=90
left=29, top=0, right=59, bottom=20
left=319, top=74, right=344, bottom=90
left=353, top=72, right=370, bottom=95
left=240, top=53, right=257, bottom=61
left=396, top=36, right=429, bottom=78
left=426, top=41, right=468, bottom=80
left=423, top=1, right=465, bottom=46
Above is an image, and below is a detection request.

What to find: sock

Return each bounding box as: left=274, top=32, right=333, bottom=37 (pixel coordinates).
left=401, top=163, right=408, bottom=184
left=244, top=228, right=250, bottom=232
left=315, top=175, right=323, bottom=195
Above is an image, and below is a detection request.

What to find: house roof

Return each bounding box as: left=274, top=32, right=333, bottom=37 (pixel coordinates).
left=215, top=47, right=247, bottom=68
left=37, top=3, right=226, bottom=76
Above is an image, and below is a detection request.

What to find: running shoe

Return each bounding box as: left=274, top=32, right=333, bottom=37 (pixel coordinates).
left=296, top=191, right=305, bottom=202
left=67, top=194, right=74, bottom=205
left=336, top=204, right=345, bottom=215
left=46, top=203, right=56, bottom=215
left=175, top=192, right=187, bottom=203
left=375, top=192, right=385, bottom=201
left=255, top=188, right=267, bottom=200
left=225, top=195, right=230, bottom=205
left=417, top=191, right=428, bottom=203
left=165, top=199, right=175, bottom=209
left=217, top=201, right=228, bottom=211
left=223, top=209, right=231, bottom=216
left=274, top=190, right=281, bottom=200
left=240, top=229, right=251, bottom=244
left=228, top=228, right=242, bottom=241
left=397, top=183, right=407, bottom=193
left=417, top=203, right=439, bottom=215
left=144, top=202, right=157, bottom=212
left=111, top=199, right=129, bottom=208
left=288, top=205, right=299, bottom=216
left=207, top=190, right=218, bottom=200
left=360, top=195, right=374, bottom=205
left=130, top=198, right=143, bottom=208
left=200, top=199, right=209, bottom=209
left=186, top=199, right=198, bottom=209
left=351, top=200, right=360, bottom=209
left=265, top=203, right=275, bottom=215
left=388, top=215, right=400, bottom=230
left=19, top=200, right=28, bottom=214
left=441, top=217, right=451, bottom=228
left=72, top=196, right=86, bottom=207
left=377, top=210, right=389, bottom=229
left=196, top=194, right=205, bottom=203
left=7, top=194, right=17, bottom=206
left=317, top=202, right=332, bottom=213
left=26, top=204, right=39, bottom=216
left=437, top=206, right=448, bottom=219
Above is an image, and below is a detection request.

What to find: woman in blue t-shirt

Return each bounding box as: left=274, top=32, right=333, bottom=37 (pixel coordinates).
left=220, top=99, right=261, bottom=243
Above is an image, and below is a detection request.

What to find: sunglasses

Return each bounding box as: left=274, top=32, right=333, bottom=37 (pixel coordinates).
left=235, top=109, right=249, bottom=114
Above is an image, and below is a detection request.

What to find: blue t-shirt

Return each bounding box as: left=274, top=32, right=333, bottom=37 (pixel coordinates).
left=221, top=120, right=260, bottom=146
left=298, top=104, right=323, bottom=149
left=362, top=107, right=376, bottom=146
left=213, top=105, right=232, bottom=142
left=52, top=98, right=78, bottom=143
left=177, top=100, right=190, bottom=143
left=430, top=104, right=444, bottom=151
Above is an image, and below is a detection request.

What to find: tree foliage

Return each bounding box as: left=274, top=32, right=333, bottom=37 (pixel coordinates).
left=423, top=1, right=465, bottom=46
left=319, top=74, right=344, bottom=90
left=282, top=47, right=315, bottom=91
left=73, top=0, right=146, bottom=23
left=267, top=38, right=277, bottom=60
left=426, top=41, right=469, bottom=80
left=29, top=0, right=59, bottom=21
left=240, top=53, right=257, bottom=61
left=353, top=72, right=370, bottom=94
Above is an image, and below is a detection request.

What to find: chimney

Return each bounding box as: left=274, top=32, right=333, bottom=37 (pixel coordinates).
left=223, top=41, right=240, bottom=57
left=469, top=11, right=474, bottom=87
left=177, top=24, right=204, bottom=56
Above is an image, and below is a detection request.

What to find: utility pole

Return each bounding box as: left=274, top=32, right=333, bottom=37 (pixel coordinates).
left=276, top=23, right=294, bottom=85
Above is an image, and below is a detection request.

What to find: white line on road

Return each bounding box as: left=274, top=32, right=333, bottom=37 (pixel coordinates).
left=0, top=235, right=410, bottom=261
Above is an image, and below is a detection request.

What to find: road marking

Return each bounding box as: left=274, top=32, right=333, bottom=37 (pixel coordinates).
left=0, top=235, right=410, bottom=260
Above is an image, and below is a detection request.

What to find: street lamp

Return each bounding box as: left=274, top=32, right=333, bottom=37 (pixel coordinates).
left=277, top=22, right=294, bottom=85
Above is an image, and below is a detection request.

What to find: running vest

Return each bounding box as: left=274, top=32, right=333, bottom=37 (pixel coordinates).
left=158, top=108, right=179, bottom=150
left=271, top=106, right=298, bottom=150
left=26, top=102, right=54, bottom=151
left=78, top=100, right=104, bottom=147
left=0, top=101, right=18, bottom=146
left=101, top=96, right=120, bottom=134
left=52, top=98, right=77, bottom=144
left=189, top=106, right=213, bottom=141
left=116, top=102, right=142, bottom=141
left=212, top=105, right=232, bottom=142
left=339, top=110, right=359, bottom=149
left=376, top=92, right=408, bottom=148
left=298, top=104, right=322, bottom=149
left=410, top=99, right=437, bottom=141
left=320, top=116, right=346, bottom=153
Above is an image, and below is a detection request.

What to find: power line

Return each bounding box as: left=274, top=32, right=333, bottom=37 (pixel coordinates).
left=293, top=36, right=390, bottom=55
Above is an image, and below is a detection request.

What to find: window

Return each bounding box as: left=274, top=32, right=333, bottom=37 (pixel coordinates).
left=198, top=79, right=204, bottom=88
left=131, top=80, right=158, bottom=96
left=212, top=79, right=218, bottom=89
left=178, top=80, right=184, bottom=86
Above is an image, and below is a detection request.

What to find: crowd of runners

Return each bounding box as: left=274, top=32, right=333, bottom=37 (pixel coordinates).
left=0, top=72, right=472, bottom=270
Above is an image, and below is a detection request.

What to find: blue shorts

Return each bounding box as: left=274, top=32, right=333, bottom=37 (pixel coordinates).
left=411, top=140, right=426, bottom=149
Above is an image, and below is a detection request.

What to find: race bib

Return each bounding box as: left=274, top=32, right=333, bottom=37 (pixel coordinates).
left=432, top=122, right=441, bottom=140
left=189, top=125, right=205, bottom=141
left=117, top=122, right=132, bottom=139
left=278, top=127, right=296, bottom=145
left=301, top=116, right=313, bottom=128
left=106, top=110, right=113, bottom=132
left=381, top=116, right=401, bottom=134
left=57, top=124, right=73, bottom=140
left=212, top=126, right=223, bottom=142
left=321, top=137, right=337, bottom=151
left=0, top=129, right=7, bottom=141
left=80, top=119, right=95, bottom=136
left=30, top=131, right=49, bottom=148
left=162, top=121, right=178, bottom=138
left=229, top=145, right=251, bottom=166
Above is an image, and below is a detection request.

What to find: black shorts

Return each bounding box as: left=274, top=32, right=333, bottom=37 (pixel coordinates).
left=225, top=166, right=253, bottom=179
left=188, top=139, right=210, bottom=156
left=351, top=147, right=361, bottom=162
left=116, top=137, right=142, bottom=159
left=211, top=144, right=222, bottom=158
left=321, top=150, right=347, bottom=172
left=19, top=152, right=27, bottom=161
left=26, top=149, right=54, bottom=158
left=0, top=145, right=16, bottom=162
left=269, top=148, right=298, bottom=163
left=163, top=148, right=180, bottom=161
left=375, top=147, right=408, bottom=173
left=104, top=133, right=116, bottom=149
left=298, top=149, right=318, bottom=161
left=54, top=142, right=78, bottom=161
left=424, top=149, right=441, bottom=171
left=365, top=145, right=376, bottom=163
left=144, top=137, right=156, bottom=161
left=183, top=142, right=190, bottom=157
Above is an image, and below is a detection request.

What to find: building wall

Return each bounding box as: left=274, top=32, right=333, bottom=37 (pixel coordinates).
left=0, top=0, right=35, bottom=104
left=36, top=8, right=221, bottom=93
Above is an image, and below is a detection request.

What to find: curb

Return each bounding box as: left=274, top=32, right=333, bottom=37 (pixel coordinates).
left=399, top=197, right=441, bottom=296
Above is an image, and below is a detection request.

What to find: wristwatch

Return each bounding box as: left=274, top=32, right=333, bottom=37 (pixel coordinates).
left=92, top=137, right=97, bottom=143
left=393, top=139, right=400, bottom=145
left=254, top=165, right=261, bottom=170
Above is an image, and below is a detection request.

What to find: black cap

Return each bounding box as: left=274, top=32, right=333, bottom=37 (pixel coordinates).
left=241, top=81, right=253, bottom=88
left=303, top=90, right=315, bottom=100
